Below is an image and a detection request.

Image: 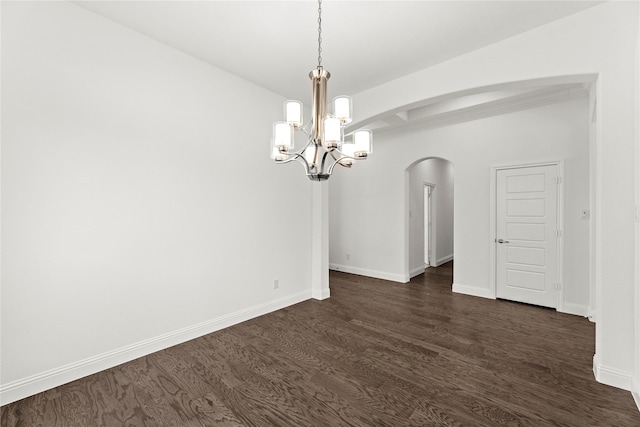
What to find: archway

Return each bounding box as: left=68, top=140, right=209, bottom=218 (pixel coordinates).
left=405, top=157, right=454, bottom=280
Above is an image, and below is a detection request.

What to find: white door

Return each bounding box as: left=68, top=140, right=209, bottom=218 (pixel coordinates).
left=496, top=165, right=558, bottom=308
left=424, top=185, right=432, bottom=267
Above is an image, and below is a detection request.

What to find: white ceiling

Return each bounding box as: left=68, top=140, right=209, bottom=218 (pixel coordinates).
left=73, top=0, right=601, bottom=105
left=70, top=1, right=598, bottom=133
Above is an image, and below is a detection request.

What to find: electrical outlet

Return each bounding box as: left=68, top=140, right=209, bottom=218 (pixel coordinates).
left=273, top=279, right=279, bottom=289
left=346, top=254, right=350, bottom=261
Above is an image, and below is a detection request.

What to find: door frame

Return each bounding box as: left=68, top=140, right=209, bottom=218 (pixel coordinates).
left=489, top=160, right=565, bottom=311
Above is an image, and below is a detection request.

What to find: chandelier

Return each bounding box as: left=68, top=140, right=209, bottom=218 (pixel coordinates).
left=270, top=0, right=373, bottom=181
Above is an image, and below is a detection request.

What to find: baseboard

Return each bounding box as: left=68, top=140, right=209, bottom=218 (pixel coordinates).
left=633, top=377, right=640, bottom=412
left=329, top=263, right=408, bottom=283
left=0, top=290, right=311, bottom=406
left=409, top=266, right=425, bottom=278
left=588, top=308, right=597, bottom=323
left=435, top=254, right=454, bottom=266
left=312, top=287, right=330, bottom=300
left=452, top=282, right=495, bottom=299
left=593, top=354, right=633, bottom=391
left=558, top=302, right=589, bottom=317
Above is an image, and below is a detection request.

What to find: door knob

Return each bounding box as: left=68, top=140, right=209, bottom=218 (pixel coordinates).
left=496, top=239, right=510, bottom=244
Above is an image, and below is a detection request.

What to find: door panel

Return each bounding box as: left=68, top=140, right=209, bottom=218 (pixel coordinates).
left=506, top=172, right=546, bottom=192
left=507, top=198, right=546, bottom=216
left=497, top=165, right=558, bottom=308
left=507, top=222, right=546, bottom=241
left=507, top=246, right=545, bottom=266
left=507, top=269, right=546, bottom=291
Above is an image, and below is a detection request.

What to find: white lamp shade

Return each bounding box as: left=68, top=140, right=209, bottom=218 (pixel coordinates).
left=354, top=130, right=373, bottom=156
left=271, top=146, right=287, bottom=161
left=324, top=117, right=341, bottom=148
left=333, top=96, right=352, bottom=124
left=285, top=100, right=303, bottom=127
left=304, top=145, right=317, bottom=166
left=341, top=142, right=356, bottom=155
left=339, top=142, right=356, bottom=166
left=273, top=122, right=292, bottom=150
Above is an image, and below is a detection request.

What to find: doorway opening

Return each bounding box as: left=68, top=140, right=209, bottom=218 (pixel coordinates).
left=406, top=157, right=454, bottom=279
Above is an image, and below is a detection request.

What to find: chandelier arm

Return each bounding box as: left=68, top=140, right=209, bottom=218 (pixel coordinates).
left=324, top=144, right=345, bottom=165
left=330, top=146, right=362, bottom=169
left=326, top=154, right=357, bottom=175
left=332, top=153, right=351, bottom=169
left=299, top=126, right=311, bottom=138
left=275, top=135, right=319, bottom=174
left=295, top=135, right=314, bottom=154
left=291, top=120, right=313, bottom=137
left=276, top=151, right=313, bottom=175
left=310, top=143, right=350, bottom=171
left=277, top=135, right=314, bottom=159
left=274, top=153, right=302, bottom=165
left=320, top=149, right=330, bottom=172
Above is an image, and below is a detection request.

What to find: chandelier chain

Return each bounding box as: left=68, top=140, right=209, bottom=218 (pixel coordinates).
left=317, top=0, right=322, bottom=67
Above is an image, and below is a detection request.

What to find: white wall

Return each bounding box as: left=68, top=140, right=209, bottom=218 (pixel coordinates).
left=331, top=96, right=589, bottom=301
left=408, top=158, right=454, bottom=276
left=634, top=0, right=640, bottom=409
left=342, top=1, right=638, bottom=391
left=1, top=1, right=314, bottom=404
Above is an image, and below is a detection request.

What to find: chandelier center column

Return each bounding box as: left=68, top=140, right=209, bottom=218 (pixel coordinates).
left=310, top=67, right=330, bottom=147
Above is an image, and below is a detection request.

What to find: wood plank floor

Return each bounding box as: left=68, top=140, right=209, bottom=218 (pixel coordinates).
left=2, top=262, right=640, bottom=426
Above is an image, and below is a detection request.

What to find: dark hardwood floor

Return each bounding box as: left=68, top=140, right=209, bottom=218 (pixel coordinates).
left=2, top=262, right=640, bottom=426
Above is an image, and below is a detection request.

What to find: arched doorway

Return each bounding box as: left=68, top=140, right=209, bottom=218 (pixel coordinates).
left=406, top=157, right=454, bottom=279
